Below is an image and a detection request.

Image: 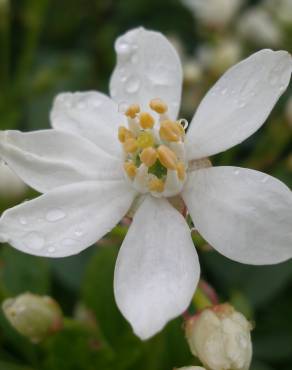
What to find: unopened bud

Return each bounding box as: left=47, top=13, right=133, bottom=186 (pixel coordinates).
left=185, top=304, right=252, bottom=370
left=2, top=293, right=63, bottom=343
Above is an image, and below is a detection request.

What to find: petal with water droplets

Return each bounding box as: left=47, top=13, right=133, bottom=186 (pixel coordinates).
left=110, top=27, right=183, bottom=120
left=182, top=166, right=292, bottom=265
left=51, top=91, right=123, bottom=158
left=114, top=196, right=199, bottom=340
left=0, top=129, right=123, bottom=193
left=186, top=50, right=292, bottom=160
left=0, top=180, right=136, bottom=257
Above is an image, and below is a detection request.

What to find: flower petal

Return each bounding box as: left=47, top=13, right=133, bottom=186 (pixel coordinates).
left=185, top=50, right=292, bottom=160
left=0, top=129, right=123, bottom=193
left=114, top=196, right=199, bottom=340
left=182, top=166, right=292, bottom=264
left=50, top=91, right=123, bottom=158
left=0, top=180, right=136, bottom=257
left=110, top=27, right=182, bottom=120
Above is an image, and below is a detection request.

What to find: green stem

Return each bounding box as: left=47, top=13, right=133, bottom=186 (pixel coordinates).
left=0, top=0, right=10, bottom=88
left=192, top=286, right=213, bottom=311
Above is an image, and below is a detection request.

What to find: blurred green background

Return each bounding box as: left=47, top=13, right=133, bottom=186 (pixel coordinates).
left=0, top=0, right=291, bottom=369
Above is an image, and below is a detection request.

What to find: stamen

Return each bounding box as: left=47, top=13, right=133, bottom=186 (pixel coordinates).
left=159, top=120, right=182, bottom=142
left=139, top=112, right=155, bottom=129
left=118, top=126, right=134, bottom=143
left=125, top=104, right=140, bottom=118
left=148, top=177, right=165, bottom=193
left=176, top=162, right=186, bottom=181
left=123, top=138, right=138, bottom=153
left=157, top=145, right=177, bottom=170
left=124, top=162, right=137, bottom=179
left=140, top=147, right=157, bottom=167
left=136, top=131, right=154, bottom=149
left=149, top=98, right=168, bottom=114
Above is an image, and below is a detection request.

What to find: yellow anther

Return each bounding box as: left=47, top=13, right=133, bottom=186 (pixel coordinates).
left=124, top=162, right=137, bottom=179
left=149, top=98, right=168, bottom=114
left=157, top=145, right=177, bottom=170
left=159, top=120, right=182, bottom=142
left=118, top=126, right=134, bottom=143
left=148, top=177, right=165, bottom=193
left=123, top=138, right=138, bottom=153
left=140, top=147, right=157, bottom=167
left=176, top=162, right=186, bottom=181
left=139, top=112, right=155, bottom=129
left=125, top=104, right=140, bottom=118
left=136, top=131, right=154, bottom=149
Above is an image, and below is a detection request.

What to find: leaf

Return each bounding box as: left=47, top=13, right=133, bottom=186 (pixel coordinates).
left=0, top=362, right=34, bottom=370
left=0, top=246, right=50, bottom=295
left=81, top=245, right=130, bottom=348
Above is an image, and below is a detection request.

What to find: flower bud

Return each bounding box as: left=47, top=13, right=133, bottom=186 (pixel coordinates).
left=2, top=292, right=63, bottom=343
left=185, top=304, right=252, bottom=370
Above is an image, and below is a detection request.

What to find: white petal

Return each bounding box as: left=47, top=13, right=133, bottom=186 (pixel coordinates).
left=0, top=129, right=123, bottom=193
left=182, top=166, right=292, bottom=265
left=110, top=27, right=182, bottom=120
left=186, top=50, right=292, bottom=160
left=0, top=180, right=136, bottom=257
left=50, top=91, right=123, bottom=158
left=114, top=196, right=199, bottom=340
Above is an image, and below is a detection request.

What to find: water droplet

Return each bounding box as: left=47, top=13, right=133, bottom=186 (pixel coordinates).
left=125, top=76, right=140, bottom=93
left=46, top=209, right=65, bottom=222
left=261, top=176, right=269, bottom=183
left=234, top=169, right=240, bottom=175
left=221, top=88, right=227, bottom=95
left=48, top=247, right=55, bottom=253
left=74, top=229, right=83, bottom=237
left=19, top=217, right=27, bottom=225
left=238, top=101, right=246, bottom=108
left=24, top=232, right=44, bottom=250
left=91, top=100, right=102, bottom=108
left=179, top=118, right=189, bottom=130
left=61, top=238, right=77, bottom=248
left=116, top=41, right=132, bottom=56
left=118, top=101, right=129, bottom=113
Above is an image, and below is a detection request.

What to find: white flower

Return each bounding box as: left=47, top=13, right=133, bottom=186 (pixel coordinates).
left=0, top=27, right=292, bottom=340
left=182, top=0, right=243, bottom=28
left=185, top=304, right=252, bottom=370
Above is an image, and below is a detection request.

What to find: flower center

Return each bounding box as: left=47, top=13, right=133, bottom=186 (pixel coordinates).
left=118, top=98, right=188, bottom=197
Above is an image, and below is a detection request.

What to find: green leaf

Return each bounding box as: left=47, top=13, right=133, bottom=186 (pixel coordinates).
left=0, top=246, right=50, bottom=295
left=0, top=362, right=34, bottom=370
left=81, top=245, right=130, bottom=348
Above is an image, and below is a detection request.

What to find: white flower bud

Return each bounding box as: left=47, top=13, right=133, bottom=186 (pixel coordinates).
left=0, top=162, right=27, bottom=199
left=182, top=0, right=242, bottom=28
left=2, top=292, right=63, bottom=343
left=185, top=304, right=252, bottom=370
left=238, top=7, right=282, bottom=47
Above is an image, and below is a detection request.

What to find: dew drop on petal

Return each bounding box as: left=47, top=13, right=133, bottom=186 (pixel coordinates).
left=46, top=209, right=65, bottom=222
left=19, top=217, right=27, bottom=225
left=118, top=101, right=129, bottom=113
left=261, top=176, right=269, bottom=183
left=74, top=229, right=83, bottom=237
left=125, top=76, right=140, bottom=93
left=116, top=41, right=132, bottom=56
left=48, top=247, right=56, bottom=253
left=233, top=169, right=240, bottom=175
left=24, top=232, right=45, bottom=251
left=61, top=238, right=78, bottom=248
